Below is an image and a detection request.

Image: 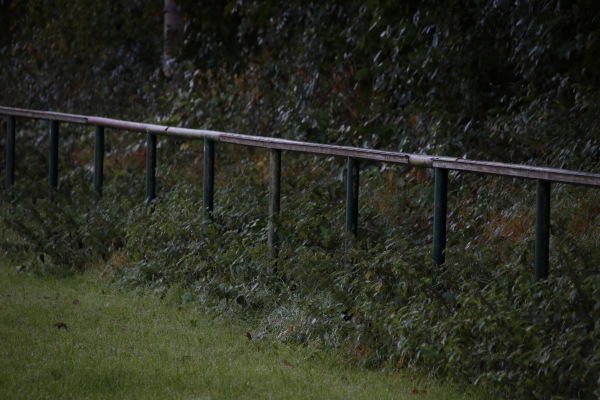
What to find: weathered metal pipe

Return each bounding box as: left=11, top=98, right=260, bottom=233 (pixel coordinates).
left=1, top=106, right=599, bottom=187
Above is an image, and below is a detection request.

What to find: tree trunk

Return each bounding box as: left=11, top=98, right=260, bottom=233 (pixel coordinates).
left=163, top=0, right=184, bottom=77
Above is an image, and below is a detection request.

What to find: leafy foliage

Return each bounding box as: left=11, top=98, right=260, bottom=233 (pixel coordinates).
left=0, top=174, right=126, bottom=276
left=165, top=0, right=600, bottom=170
left=110, top=164, right=599, bottom=399
left=1, top=1, right=600, bottom=398
left=0, top=0, right=162, bottom=117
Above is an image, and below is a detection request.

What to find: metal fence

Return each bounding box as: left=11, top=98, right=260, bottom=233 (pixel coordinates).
left=2, top=106, right=600, bottom=280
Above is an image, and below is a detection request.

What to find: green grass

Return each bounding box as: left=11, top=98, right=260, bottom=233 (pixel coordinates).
left=0, top=263, right=486, bottom=399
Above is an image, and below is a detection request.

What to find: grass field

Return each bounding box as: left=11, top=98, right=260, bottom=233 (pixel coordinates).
left=0, top=263, right=488, bottom=399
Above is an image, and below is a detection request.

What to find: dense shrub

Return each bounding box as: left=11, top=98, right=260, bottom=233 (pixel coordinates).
left=0, top=174, right=127, bottom=276
left=0, top=0, right=162, bottom=118
left=109, top=163, right=598, bottom=399
left=166, top=0, right=600, bottom=170
left=1, top=124, right=598, bottom=398
left=1, top=1, right=600, bottom=398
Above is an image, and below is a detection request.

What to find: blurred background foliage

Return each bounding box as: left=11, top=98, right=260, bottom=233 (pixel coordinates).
left=1, top=0, right=599, bottom=167
left=1, top=1, right=600, bottom=398
left=0, top=0, right=162, bottom=117
left=169, top=0, right=600, bottom=169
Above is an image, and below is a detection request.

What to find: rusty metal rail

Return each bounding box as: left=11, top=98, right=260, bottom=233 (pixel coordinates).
left=2, top=105, right=600, bottom=280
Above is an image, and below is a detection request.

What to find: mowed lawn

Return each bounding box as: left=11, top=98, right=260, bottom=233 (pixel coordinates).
left=0, top=263, right=486, bottom=399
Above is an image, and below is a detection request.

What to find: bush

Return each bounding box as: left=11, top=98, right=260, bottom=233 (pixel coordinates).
left=0, top=172, right=127, bottom=276
left=2, top=1, right=599, bottom=397
left=106, top=158, right=599, bottom=399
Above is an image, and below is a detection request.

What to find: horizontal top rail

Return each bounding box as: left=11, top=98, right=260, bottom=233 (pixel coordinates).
left=2, top=105, right=600, bottom=187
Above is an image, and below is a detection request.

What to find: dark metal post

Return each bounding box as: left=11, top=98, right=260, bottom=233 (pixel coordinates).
left=203, top=138, right=215, bottom=221
left=433, top=168, right=448, bottom=267
left=146, top=133, right=156, bottom=206
left=346, top=157, right=359, bottom=236
left=344, top=158, right=359, bottom=264
left=94, top=125, right=105, bottom=196
left=535, top=180, right=551, bottom=281
left=5, top=115, right=15, bottom=192
left=49, top=120, right=59, bottom=201
left=268, top=149, right=281, bottom=259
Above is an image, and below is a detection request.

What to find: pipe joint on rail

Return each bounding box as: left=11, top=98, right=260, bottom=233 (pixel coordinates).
left=409, top=154, right=433, bottom=167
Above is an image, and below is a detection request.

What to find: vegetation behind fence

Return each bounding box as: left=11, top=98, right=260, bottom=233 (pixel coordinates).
left=2, top=1, right=600, bottom=398
left=2, top=105, right=600, bottom=398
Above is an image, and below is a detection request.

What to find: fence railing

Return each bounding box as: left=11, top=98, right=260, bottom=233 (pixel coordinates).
left=2, top=105, right=600, bottom=281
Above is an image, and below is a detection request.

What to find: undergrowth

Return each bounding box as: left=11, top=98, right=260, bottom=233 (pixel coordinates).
left=1, top=146, right=598, bottom=399
left=2, top=2, right=600, bottom=398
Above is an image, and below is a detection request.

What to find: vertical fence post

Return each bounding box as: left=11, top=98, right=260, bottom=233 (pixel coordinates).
left=146, top=133, right=156, bottom=207
left=49, top=120, right=59, bottom=201
left=203, top=138, right=215, bottom=221
left=346, top=158, right=359, bottom=236
left=535, top=179, right=551, bottom=281
left=94, top=125, right=105, bottom=196
left=345, top=158, right=359, bottom=263
left=433, top=168, right=448, bottom=267
left=5, top=115, right=15, bottom=192
left=268, top=149, right=281, bottom=260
